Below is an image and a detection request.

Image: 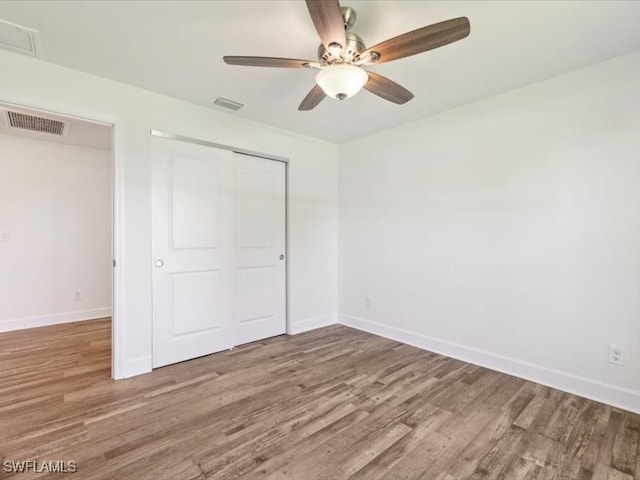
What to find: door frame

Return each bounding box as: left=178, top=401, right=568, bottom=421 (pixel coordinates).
left=149, top=130, right=290, bottom=355
left=0, top=92, right=124, bottom=379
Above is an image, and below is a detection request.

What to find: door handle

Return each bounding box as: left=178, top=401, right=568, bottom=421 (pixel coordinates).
left=279, top=254, right=285, bottom=260
left=154, top=259, right=164, bottom=268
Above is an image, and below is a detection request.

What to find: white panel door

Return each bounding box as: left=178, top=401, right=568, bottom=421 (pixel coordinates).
left=234, top=153, right=286, bottom=345
left=152, top=138, right=234, bottom=368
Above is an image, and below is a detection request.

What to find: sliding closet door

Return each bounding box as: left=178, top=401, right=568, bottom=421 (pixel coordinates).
left=151, top=138, right=234, bottom=368
left=151, top=139, right=287, bottom=368
left=234, top=153, right=286, bottom=345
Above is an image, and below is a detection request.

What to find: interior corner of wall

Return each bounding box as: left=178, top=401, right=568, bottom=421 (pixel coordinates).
left=288, top=313, right=338, bottom=335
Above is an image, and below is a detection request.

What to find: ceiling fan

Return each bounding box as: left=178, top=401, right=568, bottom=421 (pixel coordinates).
left=223, top=0, right=470, bottom=111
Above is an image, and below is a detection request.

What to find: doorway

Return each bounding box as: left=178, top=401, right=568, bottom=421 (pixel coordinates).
left=0, top=101, right=117, bottom=377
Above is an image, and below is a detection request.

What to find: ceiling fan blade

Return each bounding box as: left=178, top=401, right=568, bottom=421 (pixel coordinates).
left=364, top=72, right=414, bottom=104
left=298, top=84, right=326, bottom=111
left=362, top=17, right=470, bottom=64
left=223, top=56, right=317, bottom=68
left=305, top=0, right=347, bottom=50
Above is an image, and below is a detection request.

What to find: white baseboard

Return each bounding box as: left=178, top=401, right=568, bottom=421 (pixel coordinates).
left=118, top=355, right=152, bottom=379
left=288, top=314, right=337, bottom=335
left=0, top=307, right=112, bottom=333
left=340, top=314, right=640, bottom=414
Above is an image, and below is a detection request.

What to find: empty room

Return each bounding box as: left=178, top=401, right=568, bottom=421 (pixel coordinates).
left=0, top=1, right=639, bottom=479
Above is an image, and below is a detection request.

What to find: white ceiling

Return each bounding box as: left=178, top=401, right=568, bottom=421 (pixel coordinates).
left=0, top=1, right=639, bottom=144
left=0, top=103, right=111, bottom=150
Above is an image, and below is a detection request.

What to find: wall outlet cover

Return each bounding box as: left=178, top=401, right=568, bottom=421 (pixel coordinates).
left=608, top=344, right=624, bottom=366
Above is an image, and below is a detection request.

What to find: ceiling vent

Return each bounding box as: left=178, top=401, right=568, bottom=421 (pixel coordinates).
left=213, top=97, right=244, bottom=111
left=0, top=19, right=39, bottom=56
left=4, top=110, right=68, bottom=136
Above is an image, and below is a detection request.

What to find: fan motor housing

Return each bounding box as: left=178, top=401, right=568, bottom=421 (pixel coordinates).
left=317, top=32, right=366, bottom=65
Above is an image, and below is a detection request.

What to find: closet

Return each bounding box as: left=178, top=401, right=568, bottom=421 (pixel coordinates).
left=151, top=136, right=286, bottom=368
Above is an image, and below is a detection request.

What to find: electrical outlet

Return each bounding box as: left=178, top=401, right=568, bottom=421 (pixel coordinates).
left=365, top=297, right=373, bottom=311
left=0, top=232, right=9, bottom=242
left=74, top=291, right=82, bottom=301
left=608, top=344, right=624, bottom=366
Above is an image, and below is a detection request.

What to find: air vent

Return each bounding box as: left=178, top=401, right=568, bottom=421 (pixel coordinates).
left=5, top=110, right=67, bottom=136
left=0, top=19, right=39, bottom=56
left=213, top=97, right=244, bottom=111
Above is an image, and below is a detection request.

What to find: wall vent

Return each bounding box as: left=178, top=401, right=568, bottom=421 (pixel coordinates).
left=213, top=97, right=244, bottom=111
left=0, top=19, right=39, bottom=56
left=5, top=110, right=68, bottom=136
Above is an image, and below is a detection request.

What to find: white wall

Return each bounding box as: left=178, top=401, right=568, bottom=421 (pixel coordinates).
left=339, top=50, right=640, bottom=412
left=0, top=134, right=112, bottom=331
left=0, top=49, right=339, bottom=378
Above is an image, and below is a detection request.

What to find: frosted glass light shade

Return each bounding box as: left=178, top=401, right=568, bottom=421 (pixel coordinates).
left=316, top=64, right=369, bottom=100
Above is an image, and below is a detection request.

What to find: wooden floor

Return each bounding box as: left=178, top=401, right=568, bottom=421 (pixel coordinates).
left=1, top=320, right=639, bottom=479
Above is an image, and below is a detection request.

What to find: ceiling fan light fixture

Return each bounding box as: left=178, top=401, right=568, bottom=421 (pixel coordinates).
left=223, top=2, right=470, bottom=111
left=315, top=64, right=368, bottom=101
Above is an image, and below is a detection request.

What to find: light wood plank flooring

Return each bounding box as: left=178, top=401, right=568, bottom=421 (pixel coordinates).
left=1, top=319, right=639, bottom=479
